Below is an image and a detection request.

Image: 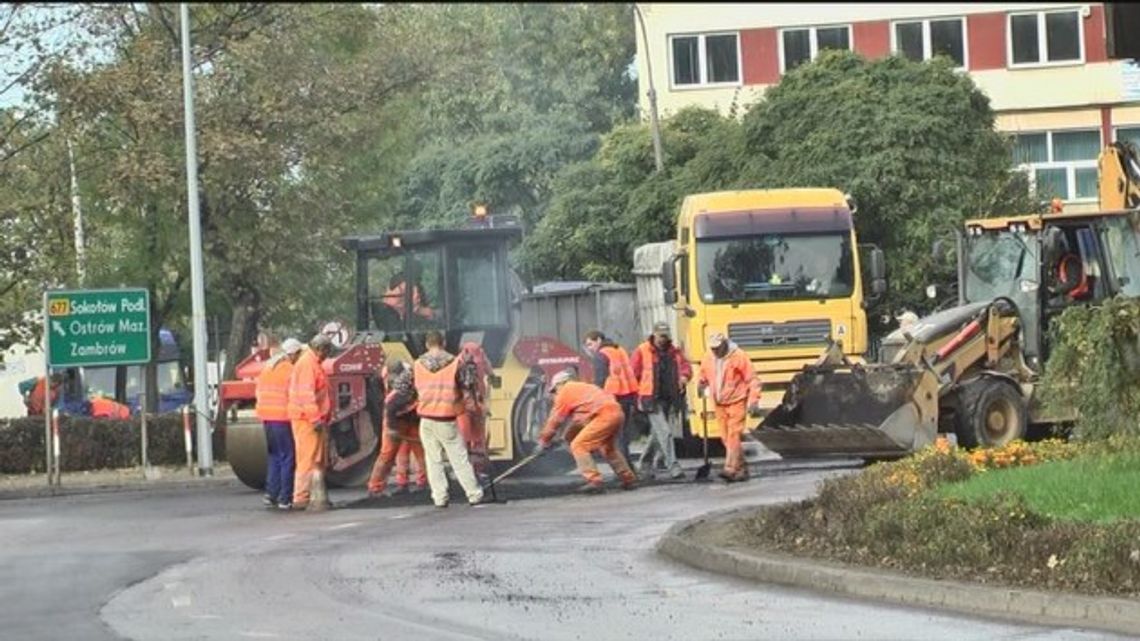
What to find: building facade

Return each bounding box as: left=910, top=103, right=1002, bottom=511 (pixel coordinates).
left=634, top=3, right=1140, bottom=210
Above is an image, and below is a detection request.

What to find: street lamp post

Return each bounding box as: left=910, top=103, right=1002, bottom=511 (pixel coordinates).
left=633, top=4, right=664, bottom=173
left=179, top=3, right=213, bottom=475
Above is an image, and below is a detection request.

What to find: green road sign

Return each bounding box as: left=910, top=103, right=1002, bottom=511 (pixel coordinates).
left=45, top=288, right=152, bottom=368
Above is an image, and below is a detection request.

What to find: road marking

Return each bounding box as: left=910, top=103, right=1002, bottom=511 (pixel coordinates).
left=162, top=582, right=183, bottom=591
left=171, top=595, right=192, bottom=608
left=265, top=533, right=297, bottom=541
left=389, top=513, right=412, bottom=520
left=325, top=521, right=361, bottom=531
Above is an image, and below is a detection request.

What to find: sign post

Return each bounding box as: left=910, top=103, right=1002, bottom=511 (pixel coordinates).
left=45, top=288, right=152, bottom=481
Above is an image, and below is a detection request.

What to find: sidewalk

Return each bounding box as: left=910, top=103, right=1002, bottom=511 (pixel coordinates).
left=657, top=505, right=1140, bottom=638
left=0, top=462, right=239, bottom=501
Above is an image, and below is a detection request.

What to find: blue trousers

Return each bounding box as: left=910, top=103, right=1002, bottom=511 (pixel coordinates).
left=264, top=421, right=295, bottom=504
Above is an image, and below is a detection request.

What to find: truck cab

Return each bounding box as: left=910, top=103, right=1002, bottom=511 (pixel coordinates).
left=661, top=188, right=885, bottom=440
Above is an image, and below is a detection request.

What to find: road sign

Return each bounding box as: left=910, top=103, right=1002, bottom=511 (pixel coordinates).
left=45, top=288, right=152, bottom=368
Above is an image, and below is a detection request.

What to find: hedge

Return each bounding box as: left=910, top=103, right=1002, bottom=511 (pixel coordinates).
left=0, top=414, right=227, bottom=474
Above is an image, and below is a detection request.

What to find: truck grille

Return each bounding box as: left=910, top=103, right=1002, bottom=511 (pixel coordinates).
left=728, top=319, right=831, bottom=349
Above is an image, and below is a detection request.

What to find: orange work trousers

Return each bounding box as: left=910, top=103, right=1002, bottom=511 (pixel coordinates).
left=568, top=404, right=636, bottom=487
left=292, top=418, right=328, bottom=506
left=394, top=439, right=426, bottom=488
left=367, top=416, right=422, bottom=494
left=457, top=409, right=489, bottom=478
left=714, top=401, right=747, bottom=476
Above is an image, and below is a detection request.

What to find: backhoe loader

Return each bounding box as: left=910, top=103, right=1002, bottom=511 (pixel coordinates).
left=756, top=142, right=1140, bottom=458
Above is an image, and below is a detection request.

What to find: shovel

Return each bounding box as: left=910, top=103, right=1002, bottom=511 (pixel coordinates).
left=694, top=394, right=712, bottom=481
left=482, top=448, right=547, bottom=503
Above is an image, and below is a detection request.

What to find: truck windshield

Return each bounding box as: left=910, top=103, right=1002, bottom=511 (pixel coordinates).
left=83, top=361, right=185, bottom=398
left=695, top=233, right=854, bottom=303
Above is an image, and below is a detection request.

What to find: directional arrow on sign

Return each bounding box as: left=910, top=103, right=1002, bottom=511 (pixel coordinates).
left=51, top=320, right=66, bottom=338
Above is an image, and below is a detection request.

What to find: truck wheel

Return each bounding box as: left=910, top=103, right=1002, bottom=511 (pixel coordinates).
left=955, top=379, right=1027, bottom=449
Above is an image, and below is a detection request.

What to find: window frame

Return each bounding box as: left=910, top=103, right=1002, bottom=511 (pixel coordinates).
left=777, top=23, right=854, bottom=75
left=1114, top=125, right=1140, bottom=147
left=889, top=16, right=968, bottom=70
left=667, top=31, right=743, bottom=90
left=1006, top=8, right=1085, bottom=69
left=1011, top=128, right=1101, bottom=203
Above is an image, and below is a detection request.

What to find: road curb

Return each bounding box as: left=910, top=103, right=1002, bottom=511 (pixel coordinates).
left=0, top=475, right=240, bottom=502
left=657, top=506, right=1140, bottom=637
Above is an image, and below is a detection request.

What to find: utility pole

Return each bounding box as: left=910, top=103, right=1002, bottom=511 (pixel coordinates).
left=180, top=3, right=213, bottom=475
left=67, top=138, right=85, bottom=286
left=633, top=3, right=664, bottom=173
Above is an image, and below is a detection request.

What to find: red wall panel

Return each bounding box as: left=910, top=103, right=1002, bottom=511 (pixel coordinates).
left=968, top=13, right=1006, bottom=71
left=853, top=21, right=890, bottom=59
left=741, top=27, right=780, bottom=85
left=1085, top=4, right=1107, bottom=63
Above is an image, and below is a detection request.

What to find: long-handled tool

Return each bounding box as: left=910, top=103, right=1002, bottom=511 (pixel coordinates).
left=694, top=394, right=712, bottom=481
left=482, top=448, right=547, bottom=502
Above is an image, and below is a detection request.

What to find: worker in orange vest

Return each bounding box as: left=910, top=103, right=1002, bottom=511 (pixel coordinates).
left=698, top=332, right=762, bottom=483
left=537, top=369, right=638, bottom=494
left=89, top=396, right=131, bottom=419
left=24, top=373, right=64, bottom=417
left=387, top=330, right=487, bottom=508
left=457, top=341, right=491, bottom=481
left=288, top=334, right=333, bottom=511
left=583, top=330, right=638, bottom=462
left=382, top=267, right=435, bottom=322
left=257, top=338, right=304, bottom=509
left=629, top=321, right=692, bottom=480
left=367, top=360, right=428, bottom=497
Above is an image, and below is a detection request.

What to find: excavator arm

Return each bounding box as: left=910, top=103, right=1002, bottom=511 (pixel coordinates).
left=1099, top=141, right=1140, bottom=211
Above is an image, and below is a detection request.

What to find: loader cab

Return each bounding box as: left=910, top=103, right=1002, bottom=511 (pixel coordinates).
left=341, top=218, right=523, bottom=367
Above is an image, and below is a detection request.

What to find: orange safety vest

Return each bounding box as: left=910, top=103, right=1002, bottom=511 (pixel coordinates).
left=25, top=377, right=59, bottom=416
left=634, top=342, right=659, bottom=397
left=540, top=381, right=619, bottom=444
left=699, top=346, right=761, bottom=407
left=90, top=396, right=131, bottom=419
left=256, top=356, right=294, bottom=422
left=599, top=345, right=637, bottom=397
left=414, top=357, right=463, bottom=420
left=288, top=348, right=330, bottom=422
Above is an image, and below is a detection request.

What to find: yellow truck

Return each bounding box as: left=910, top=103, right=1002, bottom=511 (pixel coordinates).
left=648, top=188, right=886, bottom=446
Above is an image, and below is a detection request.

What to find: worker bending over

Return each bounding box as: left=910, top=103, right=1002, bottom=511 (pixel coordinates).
left=697, top=332, right=761, bottom=483
left=538, top=369, right=638, bottom=494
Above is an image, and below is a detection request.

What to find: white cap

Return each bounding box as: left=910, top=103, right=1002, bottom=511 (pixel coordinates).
left=281, top=338, right=304, bottom=355
left=548, top=368, right=575, bottom=393
left=708, top=332, right=726, bottom=350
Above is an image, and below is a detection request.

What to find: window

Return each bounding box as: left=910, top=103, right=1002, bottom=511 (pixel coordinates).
left=669, top=33, right=740, bottom=87
left=1116, top=127, right=1140, bottom=149
left=1011, top=129, right=1100, bottom=201
left=780, top=25, right=851, bottom=73
left=1008, top=10, right=1082, bottom=66
left=892, top=17, right=966, bottom=67
left=452, top=246, right=508, bottom=327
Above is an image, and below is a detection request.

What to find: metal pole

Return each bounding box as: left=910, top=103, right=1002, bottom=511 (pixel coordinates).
left=52, top=409, right=61, bottom=486
left=140, top=392, right=149, bottom=476
left=633, top=4, right=664, bottom=173
left=42, top=294, right=53, bottom=487
left=180, top=3, right=213, bottom=475
left=67, top=138, right=86, bottom=286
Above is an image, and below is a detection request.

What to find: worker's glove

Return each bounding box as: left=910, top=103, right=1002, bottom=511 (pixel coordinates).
left=747, top=403, right=762, bottom=419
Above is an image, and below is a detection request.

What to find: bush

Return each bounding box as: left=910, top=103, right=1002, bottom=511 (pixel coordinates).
left=0, top=415, right=226, bottom=474
left=1040, top=297, right=1140, bottom=440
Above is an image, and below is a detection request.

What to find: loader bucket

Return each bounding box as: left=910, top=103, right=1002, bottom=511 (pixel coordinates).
left=754, top=364, right=927, bottom=458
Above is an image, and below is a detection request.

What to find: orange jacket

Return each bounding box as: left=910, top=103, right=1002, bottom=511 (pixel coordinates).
left=25, top=377, right=60, bottom=416
left=539, top=381, right=619, bottom=445
left=288, top=348, right=330, bottom=423
left=599, top=345, right=638, bottom=397
left=414, top=358, right=463, bottom=420
left=90, top=396, right=131, bottom=419
left=698, top=344, right=761, bottom=407
left=256, top=356, right=294, bottom=422
left=630, top=340, right=692, bottom=399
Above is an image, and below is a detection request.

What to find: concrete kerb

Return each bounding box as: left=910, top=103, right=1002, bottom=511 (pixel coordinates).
left=657, top=505, right=1140, bottom=638
left=0, top=471, right=240, bottom=502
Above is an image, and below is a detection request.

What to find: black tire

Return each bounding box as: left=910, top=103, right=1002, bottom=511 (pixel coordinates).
left=954, top=378, right=1027, bottom=449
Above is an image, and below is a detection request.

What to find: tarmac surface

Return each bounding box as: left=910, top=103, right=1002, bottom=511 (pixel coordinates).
left=1, top=455, right=1132, bottom=641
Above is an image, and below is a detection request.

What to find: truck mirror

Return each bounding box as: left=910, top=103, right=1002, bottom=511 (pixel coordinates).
left=660, top=259, right=676, bottom=291
left=868, top=247, right=886, bottom=281
left=932, top=238, right=946, bottom=261
left=872, top=278, right=887, bottom=296
left=664, top=290, right=678, bottom=306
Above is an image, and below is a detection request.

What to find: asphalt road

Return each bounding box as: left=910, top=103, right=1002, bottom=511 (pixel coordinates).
left=0, top=460, right=1132, bottom=641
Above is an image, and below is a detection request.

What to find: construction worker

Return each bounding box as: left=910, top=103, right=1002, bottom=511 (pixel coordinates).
left=288, top=334, right=333, bottom=511
left=697, top=332, right=761, bottom=483
left=256, top=338, right=303, bottom=509
left=367, top=360, right=427, bottom=497
left=630, top=321, right=692, bottom=480
left=89, top=396, right=131, bottom=419
left=537, top=369, right=638, bottom=494
left=393, top=438, right=427, bottom=493
left=583, top=330, right=638, bottom=462
left=388, top=330, right=488, bottom=508
left=23, top=373, right=64, bottom=417
left=382, top=264, right=434, bottom=322
left=457, top=341, right=491, bottom=481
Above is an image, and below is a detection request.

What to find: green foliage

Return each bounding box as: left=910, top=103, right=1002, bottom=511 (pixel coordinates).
left=525, top=50, right=1039, bottom=322
left=1040, top=297, right=1140, bottom=439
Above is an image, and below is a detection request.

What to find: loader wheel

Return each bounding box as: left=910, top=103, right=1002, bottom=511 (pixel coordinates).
left=955, top=379, right=1027, bottom=449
